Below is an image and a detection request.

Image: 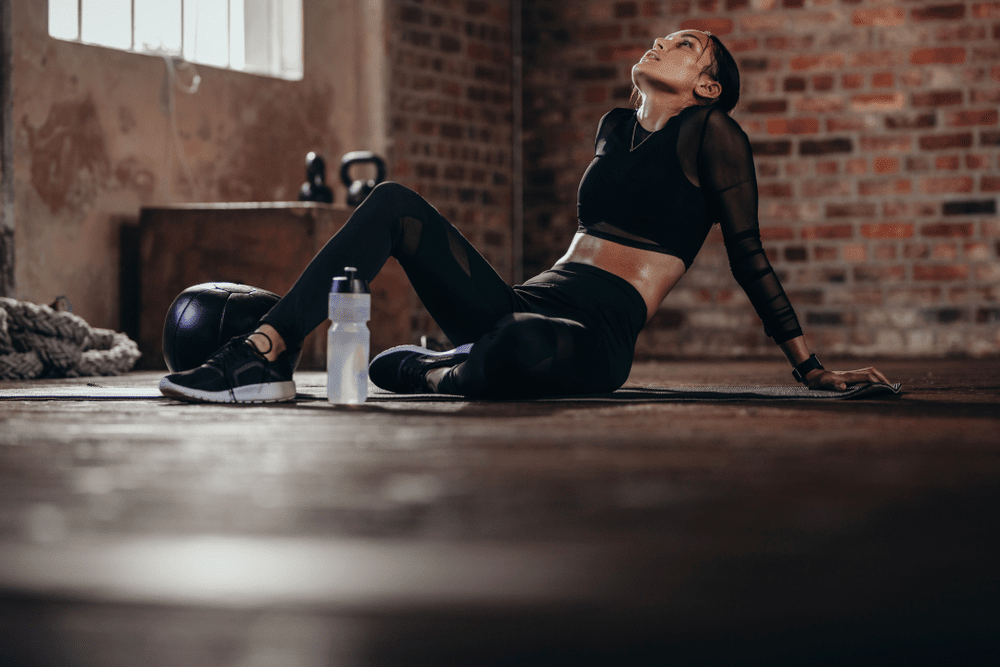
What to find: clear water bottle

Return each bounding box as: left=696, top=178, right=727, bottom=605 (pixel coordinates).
left=327, top=267, right=370, bottom=404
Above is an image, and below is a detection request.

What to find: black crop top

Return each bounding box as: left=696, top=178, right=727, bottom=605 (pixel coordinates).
left=577, top=105, right=803, bottom=344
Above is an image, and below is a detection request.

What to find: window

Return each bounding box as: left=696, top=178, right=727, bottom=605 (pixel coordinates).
left=48, top=0, right=303, bottom=80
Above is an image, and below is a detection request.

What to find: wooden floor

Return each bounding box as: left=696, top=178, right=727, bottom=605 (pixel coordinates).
left=1, top=358, right=998, bottom=665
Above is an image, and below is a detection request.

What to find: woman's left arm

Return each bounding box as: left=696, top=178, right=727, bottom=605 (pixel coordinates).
left=778, top=335, right=891, bottom=391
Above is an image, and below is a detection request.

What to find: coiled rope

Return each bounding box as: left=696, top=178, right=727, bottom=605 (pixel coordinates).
left=0, top=297, right=141, bottom=380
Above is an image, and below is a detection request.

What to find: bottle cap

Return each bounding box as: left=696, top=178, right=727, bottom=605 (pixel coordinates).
left=332, top=267, right=370, bottom=294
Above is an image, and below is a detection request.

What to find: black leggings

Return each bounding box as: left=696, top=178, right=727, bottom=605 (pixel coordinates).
left=260, top=182, right=646, bottom=396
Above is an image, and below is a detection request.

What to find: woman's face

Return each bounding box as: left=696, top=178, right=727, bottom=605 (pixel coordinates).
left=631, top=30, right=716, bottom=100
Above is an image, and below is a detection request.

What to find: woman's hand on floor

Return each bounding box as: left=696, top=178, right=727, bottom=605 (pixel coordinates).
left=804, top=366, right=891, bottom=391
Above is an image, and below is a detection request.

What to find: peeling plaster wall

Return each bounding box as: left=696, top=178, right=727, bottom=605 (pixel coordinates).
left=10, top=0, right=386, bottom=330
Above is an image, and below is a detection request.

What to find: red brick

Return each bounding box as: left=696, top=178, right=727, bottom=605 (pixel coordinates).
left=861, top=222, right=913, bottom=239
left=912, top=4, right=967, bottom=21
left=851, top=50, right=903, bottom=67
left=741, top=15, right=786, bottom=31
left=767, top=118, right=819, bottom=135
left=922, top=176, right=975, bottom=193
left=946, top=110, right=999, bottom=126
left=801, top=224, right=854, bottom=239
left=922, top=222, right=975, bottom=237
left=759, top=183, right=794, bottom=198
left=680, top=18, right=735, bottom=35
left=919, top=133, right=974, bottom=150
left=875, top=245, right=898, bottom=261
left=642, top=1, right=662, bottom=17
left=803, top=180, right=851, bottom=197
left=884, top=202, right=937, bottom=218
left=910, top=48, right=967, bottom=65
left=912, top=90, right=964, bottom=107
left=800, top=138, right=853, bottom=155
left=932, top=243, right=959, bottom=260
left=872, top=72, right=894, bottom=88
left=826, top=203, right=876, bottom=218
left=813, top=74, right=835, bottom=91
left=827, top=117, right=866, bottom=132
left=783, top=77, right=807, bottom=92
left=746, top=100, right=788, bottom=113
left=860, top=136, right=912, bottom=151
left=895, top=179, right=913, bottom=194
left=852, top=8, right=905, bottom=26
left=583, top=86, right=608, bottom=104
left=726, top=38, right=758, bottom=52
left=790, top=53, right=844, bottom=71
left=971, top=89, right=1000, bottom=105
left=751, top=140, right=793, bottom=156
left=581, top=24, right=623, bottom=41
left=853, top=265, right=906, bottom=283
left=814, top=246, right=838, bottom=261
left=982, top=175, right=1000, bottom=191
left=914, top=265, right=970, bottom=280
left=873, top=157, right=899, bottom=173
left=935, top=25, right=987, bottom=41
left=965, top=154, right=989, bottom=169
left=859, top=180, right=893, bottom=196
left=615, top=2, right=639, bottom=18
left=761, top=226, right=795, bottom=241
left=842, top=74, right=864, bottom=89
left=784, top=246, right=809, bottom=262
left=972, top=2, right=1000, bottom=18
left=797, top=96, right=845, bottom=113
left=852, top=93, right=905, bottom=111
left=885, top=113, right=937, bottom=130
left=935, top=156, right=961, bottom=170
left=816, top=161, right=838, bottom=175
left=597, top=45, right=646, bottom=62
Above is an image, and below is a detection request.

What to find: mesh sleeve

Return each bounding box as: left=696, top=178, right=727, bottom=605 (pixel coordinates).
left=695, top=108, right=803, bottom=344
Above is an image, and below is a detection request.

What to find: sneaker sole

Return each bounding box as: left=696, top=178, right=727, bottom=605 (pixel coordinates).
left=370, top=343, right=473, bottom=365
left=159, top=377, right=296, bottom=403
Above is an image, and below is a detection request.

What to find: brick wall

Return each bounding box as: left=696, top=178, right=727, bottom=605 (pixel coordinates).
left=387, top=0, right=514, bottom=341
left=522, top=0, right=1000, bottom=358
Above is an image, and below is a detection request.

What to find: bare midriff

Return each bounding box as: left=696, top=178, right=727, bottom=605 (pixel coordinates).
left=554, top=232, right=687, bottom=323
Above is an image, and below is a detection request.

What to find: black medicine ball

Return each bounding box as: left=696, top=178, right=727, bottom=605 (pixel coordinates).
left=162, top=282, right=280, bottom=373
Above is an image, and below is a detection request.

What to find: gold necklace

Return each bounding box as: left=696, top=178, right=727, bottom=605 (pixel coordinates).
left=631, top=121, right=652, bottom=151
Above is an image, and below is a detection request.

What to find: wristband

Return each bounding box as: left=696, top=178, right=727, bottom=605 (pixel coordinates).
left=791, top=354, right=824, bottom=384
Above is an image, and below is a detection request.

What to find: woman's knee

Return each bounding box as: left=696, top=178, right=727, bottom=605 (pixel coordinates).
left=364, top=181, right=426, bottom=211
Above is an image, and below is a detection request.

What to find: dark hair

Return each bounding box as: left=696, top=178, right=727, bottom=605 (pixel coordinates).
left=630, top=34, right=741, bottom=113
left=702, top=34, right=740, bottom=113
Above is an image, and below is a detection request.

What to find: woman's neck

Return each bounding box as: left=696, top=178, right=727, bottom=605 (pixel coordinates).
left=635, top=92, right=698, bottom=132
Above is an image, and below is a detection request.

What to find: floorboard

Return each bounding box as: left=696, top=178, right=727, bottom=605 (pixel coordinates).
left=1, top=358, right=998, bottom=665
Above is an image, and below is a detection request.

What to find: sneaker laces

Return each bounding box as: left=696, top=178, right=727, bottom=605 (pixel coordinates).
left=398, top=351, right=430, bottom=392
left=210, top=332, right=273, bottom=401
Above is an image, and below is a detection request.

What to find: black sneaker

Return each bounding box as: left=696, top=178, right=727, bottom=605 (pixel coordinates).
left=159, top=334, right=296, bottom=403
left=369, top=343, right=473, bottom=394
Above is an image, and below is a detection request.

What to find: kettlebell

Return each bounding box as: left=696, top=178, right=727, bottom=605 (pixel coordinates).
left=299, top=151, right=333, bottom=204
left=298, top=151, right=334, bottom=203
left=340, top=151, right=387, bottom=206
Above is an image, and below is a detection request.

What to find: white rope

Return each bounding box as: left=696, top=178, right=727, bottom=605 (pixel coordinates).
left=0, top=298, right=141, bottom=380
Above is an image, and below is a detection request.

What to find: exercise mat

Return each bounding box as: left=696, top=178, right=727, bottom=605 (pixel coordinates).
left=0, top=379, right=902, bottom=402
left=0, top=382, right=165, bottom=400
left=364, top=382, right=903, bottom=402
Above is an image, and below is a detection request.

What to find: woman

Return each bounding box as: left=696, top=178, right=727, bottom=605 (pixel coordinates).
left=160, top=30, right=890, bottom=403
